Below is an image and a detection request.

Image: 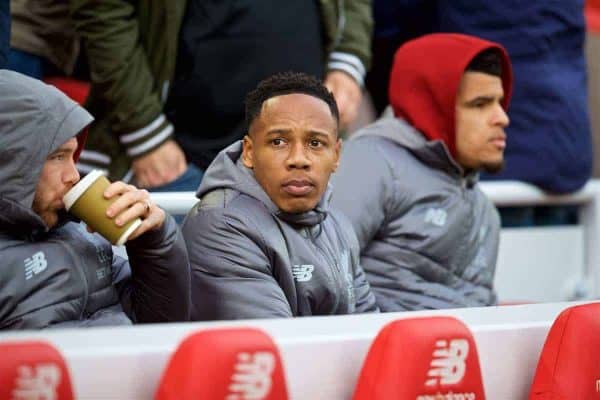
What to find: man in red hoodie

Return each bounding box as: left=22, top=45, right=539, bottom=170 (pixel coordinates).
left=331, top=33, right=513, bottom=311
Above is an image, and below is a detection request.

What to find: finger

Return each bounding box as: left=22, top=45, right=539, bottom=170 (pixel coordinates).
left=106, top=188, right=149, bottom=218
left=114, top=201, right=147, bottom=227
left=146, top=168, right=165, bottom=187
left=104, top=181, right=136, bottom=199
left=136, top=175, right=149, bottom=188
left=177, top=158, right=187, bottom=175
left=126, top=207, right=166, bottom=240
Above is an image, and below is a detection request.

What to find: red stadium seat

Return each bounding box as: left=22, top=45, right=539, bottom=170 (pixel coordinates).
left=155, top=327, right=289, bottom=400
left=44, top=77, right=90, bottom=105
left=0, top=340, right=74, bottom=400
left=353, top=316, right=485, bottom=400
left=529, top=302, right=600, bottom=399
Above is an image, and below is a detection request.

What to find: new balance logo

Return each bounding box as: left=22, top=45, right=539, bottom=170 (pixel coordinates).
left=12, top=363, right=61, bottom=400
left=425, top=339, right=469, bottom=387
left=226, top=352, right=275, bottom=400
left=425, top=208, right=447, bottom=227
left=292, top=265, right=314, bottom=282
left=24, top=252, right=48, bottom=281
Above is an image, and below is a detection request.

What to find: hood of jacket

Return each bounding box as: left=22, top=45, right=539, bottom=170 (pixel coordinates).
left=353, top=116, right=479, bottom=186
left=197, top=140, right=331, bottom=227
left=389, top=33, right=513, bottom=157
left=0, top=70, right=93, bottom=234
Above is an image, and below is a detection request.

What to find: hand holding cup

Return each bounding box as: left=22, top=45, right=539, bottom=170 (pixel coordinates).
left=63, top=170, right=165, bottom=245
left=102, top=181, right=165, bottom=241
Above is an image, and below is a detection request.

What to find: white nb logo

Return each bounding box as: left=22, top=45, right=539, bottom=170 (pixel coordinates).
left=292, top=265, right=314, bottom=282
left=425, top=339, right=469, bottom=387
left=424, top=208, right=447, bottom=227
left=12, top=363, right=61, bottom=400
left=227, top=352, right=275, bottom=400
left=24, top=252, right=48, bottom=280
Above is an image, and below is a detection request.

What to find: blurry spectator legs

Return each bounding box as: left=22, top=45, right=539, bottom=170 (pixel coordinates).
left=7, top=48, right=43, bottom=78
left=0, top=0, right=8, bottom=69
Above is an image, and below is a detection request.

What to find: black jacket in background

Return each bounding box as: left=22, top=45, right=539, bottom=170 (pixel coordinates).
left=0, top=0, right=8, bottom=68
left=167, top=0, right=324, bottom=169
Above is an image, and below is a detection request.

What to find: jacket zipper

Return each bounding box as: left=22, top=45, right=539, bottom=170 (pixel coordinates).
left=60, top=240, right=89, bottom=320
left=306, top=227, right=344, bottom=313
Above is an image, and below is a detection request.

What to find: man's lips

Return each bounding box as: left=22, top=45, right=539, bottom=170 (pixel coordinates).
left=490, top=136, right=506, bottom=150
left=281, top=179, right=315, bottom=196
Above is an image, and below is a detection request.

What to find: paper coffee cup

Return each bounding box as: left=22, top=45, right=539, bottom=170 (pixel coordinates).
left=63, top=170, right=142, bottom=246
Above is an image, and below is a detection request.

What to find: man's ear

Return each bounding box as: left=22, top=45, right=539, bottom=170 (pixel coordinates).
left=242, top=135, right=254, bottom=169
left=332, top=138, right=342, bottom=172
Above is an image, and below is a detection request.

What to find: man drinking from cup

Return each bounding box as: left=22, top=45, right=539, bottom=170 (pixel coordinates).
left=0, top=70, right=190, bottom=329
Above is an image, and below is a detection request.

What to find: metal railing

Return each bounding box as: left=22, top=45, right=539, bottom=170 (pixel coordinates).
left=150, top=180, right=600, bottom=298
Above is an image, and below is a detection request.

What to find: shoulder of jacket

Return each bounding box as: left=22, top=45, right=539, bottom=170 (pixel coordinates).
left=187, top=190, right=276, bottom=236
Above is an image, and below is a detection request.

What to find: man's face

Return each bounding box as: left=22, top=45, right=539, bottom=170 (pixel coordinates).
left=242, top=93, right=341, bottom=213
left=455, top=71, right=510, bottom=173
left=32, top=137, right=80, bottom=228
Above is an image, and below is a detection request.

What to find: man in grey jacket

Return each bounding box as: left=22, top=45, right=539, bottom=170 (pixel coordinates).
left=183, top=72, right=378, bottom=320
left=331, top=34, right=514, bottom=311
left=0, top=70, right=190, bottom=329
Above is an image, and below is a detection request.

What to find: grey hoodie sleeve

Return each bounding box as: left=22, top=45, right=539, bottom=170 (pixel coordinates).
left=183, top=207, right=293, bottom=321
left=330, top=138, right=393, bottom=250
left=113, top=215, right=190, bottom=322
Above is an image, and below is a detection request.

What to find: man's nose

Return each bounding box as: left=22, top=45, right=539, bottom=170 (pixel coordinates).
left=286, top=142, right=311, bottom=169
left=493, top=104, right=510, bottom=127
left=65, top=159, right=80, bottom=185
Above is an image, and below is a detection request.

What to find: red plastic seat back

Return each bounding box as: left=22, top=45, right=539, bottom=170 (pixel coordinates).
left=529, top=302, right=600, bottom=400
left=0, top=341, right=74, bottom=400
left=353, top=316, right=485, bottom=400
left=44, top=77, right=90, bottom=105
left=155, top=327, right=289, bottom=400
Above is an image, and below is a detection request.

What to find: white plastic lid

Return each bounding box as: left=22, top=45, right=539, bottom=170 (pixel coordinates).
left=63, top=169, right=105, bottom=211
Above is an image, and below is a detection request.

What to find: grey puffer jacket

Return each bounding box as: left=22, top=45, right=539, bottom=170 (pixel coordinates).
left=0, top=70, right=190, bottom=329
left=182, top=141, right=378, bottom=320
left=330, top=117, right=499, bottom=311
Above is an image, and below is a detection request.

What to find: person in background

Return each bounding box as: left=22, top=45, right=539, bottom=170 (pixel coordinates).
left=183, top=72, right=378, bottom=320
left=8, top=0, right=79, bottom=79
left=167, top=0, right=372, bottom=171
left=366, top=1, right=591, bottom=226
left=331, top=34, right=512, bottom=311
left=70, top=0, right=203, bottom=191
left=0, top=0, right=8, bottom=69
left=0, top=70, right=190, bottom=329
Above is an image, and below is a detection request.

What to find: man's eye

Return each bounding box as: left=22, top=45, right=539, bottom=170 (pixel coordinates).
left=50, top=154, right=65, bottom=161
left=272, top=138, right=285, bottom=146
left=309, top=139, right=323, bottom=147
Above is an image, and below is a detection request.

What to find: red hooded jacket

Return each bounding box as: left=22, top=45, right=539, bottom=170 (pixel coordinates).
left=389, top=33, right=513, bottom=158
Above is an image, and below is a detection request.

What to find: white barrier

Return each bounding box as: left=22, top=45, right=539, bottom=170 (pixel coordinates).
left=150, top=180, right=600, bottom=301
left=0, top=302, right=586, bottom=399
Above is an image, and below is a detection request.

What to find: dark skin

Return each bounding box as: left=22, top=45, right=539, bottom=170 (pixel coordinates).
left=242, top=93, right=341, bottom=214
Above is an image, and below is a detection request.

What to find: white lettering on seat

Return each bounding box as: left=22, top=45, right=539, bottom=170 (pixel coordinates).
left=227, top=351, right=275, bottom=400
left=12, top=363, right=61, bottom=400
left=425, top=339, right=469, bottom=387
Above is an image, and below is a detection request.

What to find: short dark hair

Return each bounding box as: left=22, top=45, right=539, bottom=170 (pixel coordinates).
left=245, top=72, right=340, bottom=131
left=466, top=48, right=503, bottom=77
